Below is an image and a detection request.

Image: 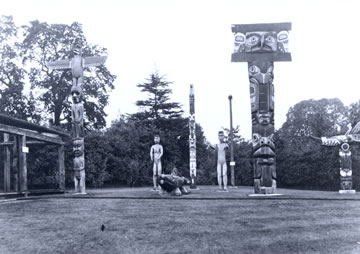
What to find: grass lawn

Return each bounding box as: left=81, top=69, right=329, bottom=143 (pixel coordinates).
left=1, top=186, right=360, bottom=254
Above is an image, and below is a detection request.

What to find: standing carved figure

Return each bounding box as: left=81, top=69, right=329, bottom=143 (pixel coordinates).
left=309, top=122, right=360, bottom=193
left=150, top=135, right=163, bottom=190
left=71, top=86, right=84, bottom=138
left=73, top=138, right=85, bottom=193
left=189, top=84, right=197, bottom=189
left=210, top=131, right=229, bottom=191
left=231, top=23, right=292, bottom=194
left=46, top=43, right=107, bottom=194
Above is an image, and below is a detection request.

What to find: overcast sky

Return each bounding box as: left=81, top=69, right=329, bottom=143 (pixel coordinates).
left=2, top=0, right=360, bottom=143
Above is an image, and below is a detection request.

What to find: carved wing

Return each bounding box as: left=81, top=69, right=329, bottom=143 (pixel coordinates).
left=321, top=136, right=341, bottom=146
left=46, top=59, right=71, bottom=70
left=349, top=134, right=360, bottom=142
left=83, top=56, right=107, bottom=67
left=349, top=121, right=360, bottom=134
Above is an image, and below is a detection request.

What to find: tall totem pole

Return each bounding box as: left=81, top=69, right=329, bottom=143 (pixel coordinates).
left=231, top=23, right=291, bottom=194
left=46, top=44, right=107, bottom=194
left=189, top=84, right=197, bottom=189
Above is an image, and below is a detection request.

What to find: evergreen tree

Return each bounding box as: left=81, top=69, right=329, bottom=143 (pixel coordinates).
left=133, top=72, right=183, bottom=127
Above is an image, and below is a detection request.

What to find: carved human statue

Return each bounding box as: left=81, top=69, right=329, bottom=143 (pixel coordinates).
left=309, top=122, right=360, bottom=192
left=73, top=138, right=86, bottom=194
left=71, top=85, right=84, bottom=138
left=150, top=135, right=163, bottom=190
left=210, top=131, right=229, bottom=191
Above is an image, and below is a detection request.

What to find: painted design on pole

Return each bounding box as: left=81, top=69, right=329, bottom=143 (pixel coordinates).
left=189, top=84, right=197, bottom=189
left=309, top=122, right=360, bottom=193
left=46, top=43, right=107, bottom=194
left=231, top=23, right=292, bottom=194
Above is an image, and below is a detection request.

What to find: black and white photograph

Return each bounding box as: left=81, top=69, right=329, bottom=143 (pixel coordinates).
left=1, top=0, right=360, bottom=253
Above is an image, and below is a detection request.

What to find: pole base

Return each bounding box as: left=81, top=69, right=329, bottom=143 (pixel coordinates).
left=339, top=189, right=356, bottom=194
left=249, top=193, right=283, bottom=197
left=190, top=175, right=197, bottom=189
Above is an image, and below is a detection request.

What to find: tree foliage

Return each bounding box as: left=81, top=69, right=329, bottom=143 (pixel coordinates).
left=20, top=20, right=116, bottom=130
left=132, top=72, right=183, bottom=126
left=0, top=16, right=32, bottom=119
left=275, top=98, right=359, bottom=190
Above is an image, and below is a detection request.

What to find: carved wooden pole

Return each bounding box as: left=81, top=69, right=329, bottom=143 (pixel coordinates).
left=71, top=86, right=86, bottom=194
left=231, top=23, right=291, bottom=194
left=228, top=95, right=236, bottom=187
left=309, top=121, right=360, bottom=194
left=189, top=84, right=197, bottom=189
left=47, top=45, right=107, bottom=194
left=338, top=143, right=354, bottom=193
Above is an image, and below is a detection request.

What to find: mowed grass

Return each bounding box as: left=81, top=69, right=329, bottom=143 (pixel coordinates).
left=1, top=188, right=360, bottom=254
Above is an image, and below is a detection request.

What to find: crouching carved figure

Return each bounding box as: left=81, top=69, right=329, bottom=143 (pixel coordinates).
left=158, top=169, right=190, bottom=196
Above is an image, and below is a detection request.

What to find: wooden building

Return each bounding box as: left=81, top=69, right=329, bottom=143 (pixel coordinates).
left=0, top=113, right=69, bottom=196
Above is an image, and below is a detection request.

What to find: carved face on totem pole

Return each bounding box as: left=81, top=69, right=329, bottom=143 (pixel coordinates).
left=73, top=138, right=85, bottom=180
left=71, top=85, right=83, bottom=104
left=189, top=115, right=195, bottom=140
left=73, top=138, right=84, bottom=158
left=233, top=30, right=290, bottom=54
left=72, top=44, right=82, bottom=56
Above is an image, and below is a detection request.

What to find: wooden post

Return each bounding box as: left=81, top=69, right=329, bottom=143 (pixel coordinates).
left=18, top=135, right=27, bottom=194
left=58, top=145, right=65, bottom=191
left=3, top=133, right=11, bottom=192
left=228, top=95, right=236, bottom=187
left=12, top=136, right=19, bottom=192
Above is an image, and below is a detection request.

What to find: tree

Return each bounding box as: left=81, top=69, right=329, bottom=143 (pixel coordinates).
left=346, top=100, right=360, bottom=190
left=276, top=98, right=349, bottom=190
left=20, top=20, right=116, bottom=130
left=133, top=72, right=183, bottom=127
left=0, top=16, right=32, bottom=119
left=222, top=126, right=253, bottom=186
left=105, top=117, right=154, bottom=186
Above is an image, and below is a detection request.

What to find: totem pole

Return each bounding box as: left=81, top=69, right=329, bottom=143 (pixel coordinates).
left=189, top=84, right=197, bottom=189
left=309, top=122, right=360, bottom=193
left=46, top=44, right=107, bottom=194
left=231, top=23, right=291, bottom=194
